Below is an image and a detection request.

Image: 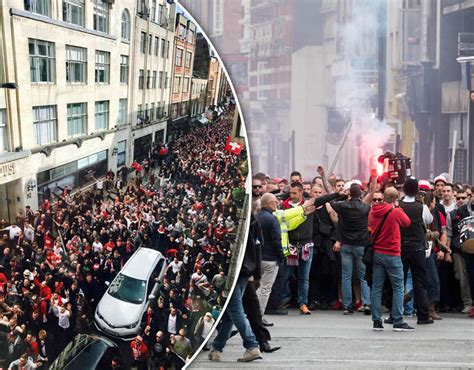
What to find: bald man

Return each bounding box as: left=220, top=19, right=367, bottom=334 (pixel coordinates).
left=256, top=193, right=285, bottom=318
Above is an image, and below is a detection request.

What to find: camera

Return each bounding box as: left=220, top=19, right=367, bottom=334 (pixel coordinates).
left=377, top=152, right=412, bottom=185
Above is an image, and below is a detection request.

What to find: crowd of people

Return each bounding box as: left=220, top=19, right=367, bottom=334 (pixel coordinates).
left=0, top=103, right=247, bottom=369
left=207, top=165, right=474, bottom=362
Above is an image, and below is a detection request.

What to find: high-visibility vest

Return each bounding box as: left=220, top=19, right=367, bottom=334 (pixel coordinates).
left=273, top=206, right=306, bottom=256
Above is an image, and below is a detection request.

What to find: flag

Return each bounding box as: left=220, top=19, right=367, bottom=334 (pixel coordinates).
left=225, top=136, right=244, bottom=155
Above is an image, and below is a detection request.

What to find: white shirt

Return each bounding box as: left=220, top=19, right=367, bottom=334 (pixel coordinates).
left=92, top=241, right=103, bottom=253
left=201, top=318, right=214, bottom=339
left=441, top=200, right=456, bottom=214
left=168, top=314, right=177, bottom=334
left=403, top=196, right=433, bottom=225
left=5, top=225, right=22, bottom=240
left=169, top=261, right=183, bottom=274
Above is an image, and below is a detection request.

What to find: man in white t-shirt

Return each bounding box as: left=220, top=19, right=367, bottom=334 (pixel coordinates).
left=167, top=257, right=183, bottom=276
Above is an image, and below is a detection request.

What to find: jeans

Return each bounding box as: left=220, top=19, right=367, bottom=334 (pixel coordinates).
left=341, top=245, right=370, bottom=308
left=212, top=276, right=259, bottom=352
left=426, top=251, right=440, bottom=303
left=371, top=252, right=404, bottom=325
left=404, top=269, right=414, bottom=315
left=297, top=246, right=313, bottom=306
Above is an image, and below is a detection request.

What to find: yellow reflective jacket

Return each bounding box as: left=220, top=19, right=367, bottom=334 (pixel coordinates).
left=273, top=206, right=306, bottom=256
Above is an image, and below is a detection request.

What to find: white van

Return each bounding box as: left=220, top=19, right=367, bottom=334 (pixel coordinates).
left=94, top=247, right=166, bottom=339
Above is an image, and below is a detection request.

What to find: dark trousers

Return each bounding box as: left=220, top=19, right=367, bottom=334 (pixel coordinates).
left=464, top=252, right=474, bottom=304
left=243, top=281, right=270, bottom=344
left=401, top=246, right=430, bottom=320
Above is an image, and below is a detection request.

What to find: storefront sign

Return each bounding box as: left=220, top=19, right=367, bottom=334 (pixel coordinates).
left=0, top=162, right=16, bottom=179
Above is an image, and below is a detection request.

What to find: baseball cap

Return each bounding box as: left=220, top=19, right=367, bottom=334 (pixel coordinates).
left=418, top=180, right=430, bottom=191
left=433, top=175, right=447, bottom=185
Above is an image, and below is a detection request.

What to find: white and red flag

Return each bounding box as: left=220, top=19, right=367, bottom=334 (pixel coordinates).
left=225, top=136, right=244, bottom=155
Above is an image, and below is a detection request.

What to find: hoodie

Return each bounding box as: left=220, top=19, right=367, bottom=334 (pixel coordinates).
left=368, top=203, right=411, bottom=256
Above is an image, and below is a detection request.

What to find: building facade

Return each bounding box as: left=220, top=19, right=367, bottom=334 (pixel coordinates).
left=0, top=0, right=175, bottom=221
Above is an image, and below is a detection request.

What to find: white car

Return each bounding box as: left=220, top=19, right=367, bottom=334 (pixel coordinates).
left=94, top=247, right=166, bottom=340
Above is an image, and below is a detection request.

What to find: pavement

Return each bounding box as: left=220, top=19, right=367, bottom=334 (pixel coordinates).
left=189, top=309, right=474, bottom=369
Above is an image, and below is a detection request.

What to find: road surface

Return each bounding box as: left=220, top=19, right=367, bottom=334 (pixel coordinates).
left=189, top=309, right=474, bottom=369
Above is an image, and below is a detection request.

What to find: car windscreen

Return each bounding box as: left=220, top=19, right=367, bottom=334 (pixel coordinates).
left=65, top=340, right=109, bottom=369
left=49, top=335, right=104, bottom=370
left=108, top=273, right=146, bottom=304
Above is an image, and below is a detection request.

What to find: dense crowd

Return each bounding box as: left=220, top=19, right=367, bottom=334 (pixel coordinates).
left=0, top=103, right=247, bottom=369
left=210, top=167, right=474, bottom=362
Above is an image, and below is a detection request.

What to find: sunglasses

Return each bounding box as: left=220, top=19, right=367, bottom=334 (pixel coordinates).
left=252, top=185, right=262, bottom=189
left=373, top=198, right=383, bottom=203
left=456, top=197, right=467, bottom=200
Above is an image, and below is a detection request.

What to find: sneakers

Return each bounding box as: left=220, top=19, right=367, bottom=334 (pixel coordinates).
left=461, top=306, right=472, bottom=314
left=469, top=307, right=474, bottom=318
left=332, top=299, right=343, bottom=310
left=363, top=305, right=371, bottom=315
left=355, top=301, right=363, bottom=311
left=417, top=318, right=434, bottom=325
left=208, top=350, right=221, bottom=361
left=265, top=307, right=288, bottom=315
left=393, top=322, right=415, bottom=332
left=299, top=304, right=311, bottom=315
left=237, top=347, right=262, bottom=362
left=373, top=320, right=384, bottom=331
left=384, top=316, right=394, bottom=324
left=343, top=308, right=354, bottom=315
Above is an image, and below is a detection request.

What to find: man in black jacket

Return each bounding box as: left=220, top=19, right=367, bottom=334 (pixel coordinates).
left=256, top=193, right=284, bottom=319
left=209, top=214, right=262, bottom=363
left=331, top=183, right=371, bottom=314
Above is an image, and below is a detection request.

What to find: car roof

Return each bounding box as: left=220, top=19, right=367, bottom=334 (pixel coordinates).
left=121, top=247, right=164, bottom=280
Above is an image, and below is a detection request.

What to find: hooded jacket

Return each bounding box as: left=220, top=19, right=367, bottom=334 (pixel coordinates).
left=368, top=203, right=411, bottom=256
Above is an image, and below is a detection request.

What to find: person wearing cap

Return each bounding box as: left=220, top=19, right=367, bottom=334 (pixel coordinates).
left=433, top=175, right=448, bottom=200
left=193, top=312, right=215, bottom=349
left=399, top=177, right=434, bottom=325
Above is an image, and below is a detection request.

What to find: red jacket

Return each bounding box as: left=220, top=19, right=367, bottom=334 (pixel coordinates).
left=368, top=203, right=411, bottom=256
left=130, top=339, right=149, bottom=361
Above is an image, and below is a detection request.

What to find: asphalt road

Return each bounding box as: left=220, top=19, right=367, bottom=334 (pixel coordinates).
left=189, top=310, right=474, bottom=369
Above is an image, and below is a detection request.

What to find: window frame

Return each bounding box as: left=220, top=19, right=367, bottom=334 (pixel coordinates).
left=33, top=105, right=57, bottom=146
left=94, top=100, right=109, bottom=131
left=95, top=50, right=110, bottom=84
left=67, top=102, right=87, bottom=138
left=29, top=38, right=56, bottom=84
left=63, top=0, right=85, bottom=27
left=93, top=0, right=109, bottom=34
left=66, top=45, right=87, bottom=84
left=121, top=9, right=131, bottom=41
left=120, top=55, right=129, bottom=84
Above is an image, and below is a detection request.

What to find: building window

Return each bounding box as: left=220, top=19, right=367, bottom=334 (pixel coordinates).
left=213, top=0, right=224, bottom=36
left=173, top=76, right=181, bottom=93
left=152, top=71, right=157, bottom=89
left=139, top=69, right=144, bottom=89
left=93, top=0, right=109, bottom=33
left=118, top=98, right=127, bottom=125
left=137, top=104, right=142, bottom=121
left=175, top=48, right=183, bottom=66
left=95, top=50, right=110, bottom=84
left=120, top=55, right=129, bottom=84
left=29, top=39, right=55, bottom=83
left=154, top=37, right=159, bottom=56
left=141, top=32, right=147, bottom=53
left=165, top=72, right=169, bottom=88
left=0, top=109, right=7, bottom=153
left=66, top=45, right=86, bottom=83
left=33, top=105, right=57, bottom=146
left=183, top=77, right=189, bottom=93
left=121, top=9, right=131, bottom=41
left=159, top=71, right=163, bottom=88
left=95, top=101, right=109, bottom=131
left=187, top=29, right=194, bottom=44
left=63, top=0, right=84, bottom=26
left=158, top=4, right=164, bottom=24
left=28, top=0, right=51, bottom=17
left=150, top=103, right=155, bottom=121
left=161, top=38, right=166, bottom=57
left=178, top=24, right=186, bottom=39
left=151, top=0, right=157, bottom=21
left=67, top=102, right=87, bottom=138
left=149, top=34, right=153, bottom=55
left=117, top=140, right=126, bottom=167
left=166, top=41, right=170, bottom=58
left=146, top=70, right=152, bottom=89
left=185, top=51, right=192, bottom=68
